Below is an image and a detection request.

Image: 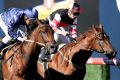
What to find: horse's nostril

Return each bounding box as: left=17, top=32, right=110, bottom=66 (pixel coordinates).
left=105, top=51, right=117, bottom=60
left=51, top=46, right=55, bottom=48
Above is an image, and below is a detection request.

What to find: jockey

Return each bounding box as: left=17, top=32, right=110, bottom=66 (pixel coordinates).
left=0, top=7, right=38, bottom=58
left=39, top=3, right=81, bottom=61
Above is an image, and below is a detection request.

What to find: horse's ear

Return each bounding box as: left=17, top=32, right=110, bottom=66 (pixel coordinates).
left=36, top=20, right=43, bottom=27
left=92, top=24, right=95, bottom=28
left=99, top=24, right=103, bottom=29
left=92, top=24, right=96, bottom=30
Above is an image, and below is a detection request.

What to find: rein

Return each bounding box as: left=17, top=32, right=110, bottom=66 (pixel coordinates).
left=25, top=39, right=45, bottom=46
left=94, top=32, right=106, bottom=53
left=2, top=25, right=47, bottom=63
left=56, top=32, right=106, bottom=69
left=3, top=31, right=51, bottom=64
left=3, top=42, right=23, bottom=64
left=3, top=39, right=51, bottom=65
left=58, top=50, right=72, bottom=63
left=58, top=50, right=85, bottom=69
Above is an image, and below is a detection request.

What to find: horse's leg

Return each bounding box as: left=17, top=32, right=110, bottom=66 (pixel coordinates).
left=2, top=57, right=25, bottom=80
left=3, top=72, right=25, bottom=80
left=37, top=62, right=45, bottom=80
left=78, top=66, right=86, bottom=80
left=69, top=66, right=86, bottom=80
left=11, top=74, right=25, bottom=80
left=3, top=76, right=25, bottom=80
left=3, top=68, right=25, bottom=80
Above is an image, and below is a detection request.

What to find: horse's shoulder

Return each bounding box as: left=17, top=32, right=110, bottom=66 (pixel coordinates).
left=58, top=43, right=66, bottom=50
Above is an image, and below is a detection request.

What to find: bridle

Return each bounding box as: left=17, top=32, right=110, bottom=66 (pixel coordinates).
left=25, top=28, right=54, bottom=47
left=93, top=29, right=114, bottom=54
left=40, top=31, right=54, bottom=46
left=93, top=32, right=106, bottom=53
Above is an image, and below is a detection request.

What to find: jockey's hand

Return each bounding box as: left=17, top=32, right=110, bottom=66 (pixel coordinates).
left=66, top=34, right=76, bottom=42
left=62, top=31, right=69, bottom=36
left=17, top=36, right=27, bottom=42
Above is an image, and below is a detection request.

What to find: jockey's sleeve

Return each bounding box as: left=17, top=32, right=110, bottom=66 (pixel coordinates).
left=8, top=26, right=17, bottom=39
left=7, top=18, right=19, bottom=39
left=50, top=13, right=62, bottom=34
left=69, top=18, right=77, bottom=38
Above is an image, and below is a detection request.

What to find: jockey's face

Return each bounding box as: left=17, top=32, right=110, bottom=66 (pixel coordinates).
left=24, top=16, right=33, bottom=25
left=68, top=9, right=80, bottom=19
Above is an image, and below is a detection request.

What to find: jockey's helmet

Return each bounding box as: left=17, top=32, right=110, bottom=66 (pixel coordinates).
left=24, top=8, right=38, bottom=20
left=69, top=3, right=81, bottom=16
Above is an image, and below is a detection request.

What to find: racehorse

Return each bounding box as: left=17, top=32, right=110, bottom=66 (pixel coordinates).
left=37, top=24, right=116, bottom=80
left=2, top=21, right=55, bottom=80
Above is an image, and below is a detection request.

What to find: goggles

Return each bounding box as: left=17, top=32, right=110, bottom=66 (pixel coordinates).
left=73, top=12, right=80, bottom=16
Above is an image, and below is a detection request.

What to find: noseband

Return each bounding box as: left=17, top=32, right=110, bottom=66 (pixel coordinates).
left=40, top=31, right=53, bottom=46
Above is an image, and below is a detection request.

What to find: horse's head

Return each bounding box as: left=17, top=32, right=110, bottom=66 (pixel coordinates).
left=90, top=24, right=116, bottom=59
left=32, top=21, right=57, bottom=53
left=37, top=25, right=54, bottom=44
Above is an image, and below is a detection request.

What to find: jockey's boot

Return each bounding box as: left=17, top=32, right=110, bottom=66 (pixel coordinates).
left=0, top=42, right=7, bottom=59
left=39, top=48, right=51, bottom=62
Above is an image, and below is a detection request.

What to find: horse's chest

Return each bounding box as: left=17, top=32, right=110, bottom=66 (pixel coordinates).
left=56, top=64, right=77, bottom=75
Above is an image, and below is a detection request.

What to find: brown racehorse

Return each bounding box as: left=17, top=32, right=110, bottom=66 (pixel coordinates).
left=2, top=21, right=55, bottom=80
left=37, top=24, right=116, bottom=80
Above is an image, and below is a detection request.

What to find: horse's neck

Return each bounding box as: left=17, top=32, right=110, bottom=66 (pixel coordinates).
left=78, top=37, right=93, bottom=49
left=68, top=36, right=93, bottom=56
left=22, top=34, right=37, bottom=54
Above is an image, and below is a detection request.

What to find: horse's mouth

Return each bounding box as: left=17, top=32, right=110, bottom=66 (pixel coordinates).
left=105, top=51, right=117, bottom=59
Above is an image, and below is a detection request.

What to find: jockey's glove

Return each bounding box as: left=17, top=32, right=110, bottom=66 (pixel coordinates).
left=66, top=34, right=76, bottom=42
left=17, top=37, right=27, bottom=42
left=62, top=31, right=69, bottom=36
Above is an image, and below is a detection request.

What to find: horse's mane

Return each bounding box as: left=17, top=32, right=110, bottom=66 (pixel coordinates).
left=75, top=25, right=95, bottom=43
left=59, top=25, right=99, bottom=53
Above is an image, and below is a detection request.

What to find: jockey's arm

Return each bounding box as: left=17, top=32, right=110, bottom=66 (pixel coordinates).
left=7, top=15, right=21, bottom=40
left=69, top=18, right=77, bottom=38
left=8, top=25, right=17, bottom=40
left=50, top=13, right=69, bottom=36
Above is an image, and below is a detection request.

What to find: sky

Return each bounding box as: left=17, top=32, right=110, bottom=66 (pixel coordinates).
left=99, top=0, right=120, bottom=80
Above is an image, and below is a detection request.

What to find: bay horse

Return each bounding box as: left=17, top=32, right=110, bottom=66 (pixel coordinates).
left=2, top=21, right=55, bottom=80
left=37, top=24, right=116, bottom=80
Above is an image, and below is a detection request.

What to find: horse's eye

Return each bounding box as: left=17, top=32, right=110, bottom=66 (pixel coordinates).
left=99, top=38, right=103, bottom=41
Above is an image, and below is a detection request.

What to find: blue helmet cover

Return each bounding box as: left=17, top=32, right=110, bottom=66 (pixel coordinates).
left=24, top=8, right=38, bottom=20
